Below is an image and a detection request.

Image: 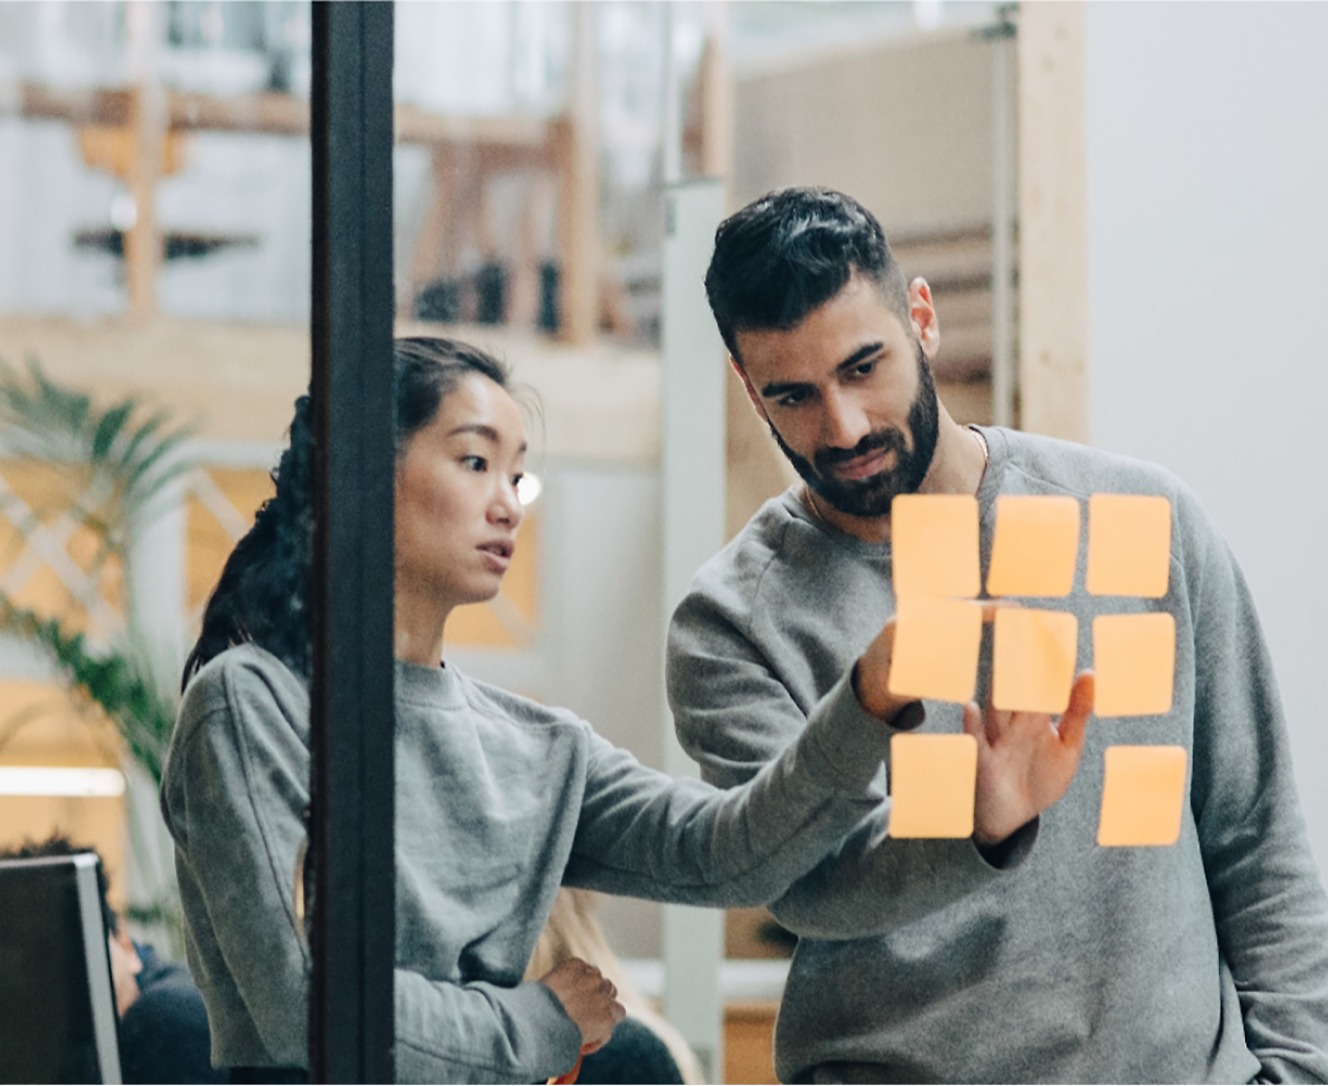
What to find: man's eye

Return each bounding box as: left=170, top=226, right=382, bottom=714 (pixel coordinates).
left=511, top=472, right=524, bottom=489
left=850, top=359, right=878, bottom=379
left=462, top=456, right=487, bottom=472
left=777, top=390, right=809, bottom=408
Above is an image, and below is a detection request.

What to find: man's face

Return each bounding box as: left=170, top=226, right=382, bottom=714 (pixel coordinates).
left=733, top=273, right=940, bottom=518
left=108, top=927, right=141, bottom=1018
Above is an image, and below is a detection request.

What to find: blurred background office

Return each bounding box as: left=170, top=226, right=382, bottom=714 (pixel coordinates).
left=0, top=3, right=1323, bottom=1081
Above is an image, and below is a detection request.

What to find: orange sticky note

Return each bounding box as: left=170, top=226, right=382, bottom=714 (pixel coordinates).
left=888, top=733, right=978, bottom=838
left=889, top=596, right=983, bottom=704
left=1092, top=612, right=1176, bottom=717
left=991, top=607, right=1078, bottom=713
left=1086, top=494, right=1172, bottom=598
left=1097, top=745, right=1187, bottom=847
left=892, top=494, right=980, bottom=599
left=985, top=495, right=1081, bottom=598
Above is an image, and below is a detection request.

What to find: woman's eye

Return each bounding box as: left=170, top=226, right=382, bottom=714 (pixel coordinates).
left=462, top=455, right=487, bottom=472
left=511, top=473, right=524, bottom=489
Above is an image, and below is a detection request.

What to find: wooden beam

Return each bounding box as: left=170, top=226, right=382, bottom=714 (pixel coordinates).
left=170, top=88, right=310, bottom=137
left=124, top=3, right=165, bottom=323
left=401, top=147, right=458, bottom=319
left=505, top=174, right=554, bottom=329
left=13, top=82, right=555, bottom=152
left=1017, top=3, right=1089, bottom=441
left=556, top=4, right=600, bottom=346
left=394, top=103, right=549, bottom=151
left=18, top=84, right=131, bottom=127
left=696, top=30, right=732, bottom=180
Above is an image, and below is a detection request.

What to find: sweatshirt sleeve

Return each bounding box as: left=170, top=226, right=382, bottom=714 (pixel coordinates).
left=163, top=657, right=581, bottom=1084
left=664, top=582, right=1022, bottom=939
left=1181, top=493, right=1328, bottom=1082
left=565, top=669, right=903, bottom=907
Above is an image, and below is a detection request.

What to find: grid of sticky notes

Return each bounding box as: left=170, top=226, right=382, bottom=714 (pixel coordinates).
left=886, top=492, right=1185, bottom=848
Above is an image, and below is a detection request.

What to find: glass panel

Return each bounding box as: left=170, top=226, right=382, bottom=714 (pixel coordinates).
left=0, top=1, right=312, bottom=962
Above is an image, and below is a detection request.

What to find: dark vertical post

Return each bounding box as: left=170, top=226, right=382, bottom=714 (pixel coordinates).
left=309, top=4, right=396, bottom=1082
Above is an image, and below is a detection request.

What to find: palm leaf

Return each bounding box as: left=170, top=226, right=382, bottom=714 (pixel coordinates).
left=0, top=599, right=176, bottom=786
left=90, top=400, right=136, bottom=463
left=0, top=356, right=199, bottom=574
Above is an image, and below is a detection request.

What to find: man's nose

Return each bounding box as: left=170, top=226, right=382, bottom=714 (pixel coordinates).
left=821, top=389, right=870, bottom=451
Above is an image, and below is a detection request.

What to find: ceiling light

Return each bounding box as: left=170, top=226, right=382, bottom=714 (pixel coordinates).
left=0, top=766, right=126, bottom=798
left=517, top=473, right=542, bottom=506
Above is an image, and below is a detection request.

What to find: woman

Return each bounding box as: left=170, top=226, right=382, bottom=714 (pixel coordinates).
left=160, top=337, right=1059, bottom=1083
left=162, top=338, right=895, bottom=1083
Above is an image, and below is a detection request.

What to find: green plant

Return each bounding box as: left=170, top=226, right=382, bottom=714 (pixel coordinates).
left=0, top=598, right=175, bottom=785
left=0, top=356, right=197, bottom=953
left=0, top=356, right=196, bottom=585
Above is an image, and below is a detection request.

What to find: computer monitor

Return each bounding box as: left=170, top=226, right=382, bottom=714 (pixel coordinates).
left=0, top=853, right=122, bottom=1084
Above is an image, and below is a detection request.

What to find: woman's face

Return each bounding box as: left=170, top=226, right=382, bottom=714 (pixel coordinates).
left=394, top=373, right=527, bottom=611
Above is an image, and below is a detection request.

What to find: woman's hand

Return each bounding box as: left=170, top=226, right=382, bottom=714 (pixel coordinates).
left=539, top=958, right=625, bottom=1054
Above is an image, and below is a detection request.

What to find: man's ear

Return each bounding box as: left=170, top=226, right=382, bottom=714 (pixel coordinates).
left=731, top=357, right=770, bottom=423
left=908, top=277, right=940, bottom=359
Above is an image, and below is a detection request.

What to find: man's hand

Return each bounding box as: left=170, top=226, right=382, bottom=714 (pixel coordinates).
left=539, top=958, right=625, bottom=1055
left=855, top=604, right=1094, bottom=844
left=853, top=616, right=920, bottom=724
left=965, top=672, right=1094, bottom=845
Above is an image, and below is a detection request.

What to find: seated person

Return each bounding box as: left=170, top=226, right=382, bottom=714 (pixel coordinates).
left=161, top=336, right=1092, bottom=1083
left=0, top=834, right=223, bottom=1084
left=526, top=888, right=700, bottom=1085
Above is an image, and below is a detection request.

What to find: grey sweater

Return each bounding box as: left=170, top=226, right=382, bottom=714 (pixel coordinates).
left=668, top=426, right=1328, bottom=1084
left=161, top=640, right=907, bottom=1083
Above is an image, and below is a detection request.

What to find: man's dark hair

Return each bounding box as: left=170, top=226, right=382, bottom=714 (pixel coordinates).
left=0, top=833, right=117, bottom=935
left=704, top=187, right=912, bottom=364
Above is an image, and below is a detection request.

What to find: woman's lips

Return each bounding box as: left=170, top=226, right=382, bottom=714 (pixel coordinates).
left=478, top=541, right=513, bottom=572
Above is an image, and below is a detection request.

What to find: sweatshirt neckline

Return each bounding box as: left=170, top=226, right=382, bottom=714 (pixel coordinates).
left=394, top=656, right=466, bottom=707
left=780, top=424, right=1011, bottom=554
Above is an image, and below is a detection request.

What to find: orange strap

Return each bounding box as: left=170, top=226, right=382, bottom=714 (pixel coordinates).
left=548, top=1047, right=589, bottom=1085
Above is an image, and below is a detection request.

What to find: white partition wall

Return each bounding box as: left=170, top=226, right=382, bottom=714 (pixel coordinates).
left=1085, top=3, right=1328, bottom=879
left=660, top=178, right=727, bottom=1080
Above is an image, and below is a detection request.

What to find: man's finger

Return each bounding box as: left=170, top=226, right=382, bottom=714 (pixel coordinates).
left=1055, top=672, right=1095, bottom=753
left=961, top=701, right=987, bottom=747
left=978, top=599, right=1024, bottom=624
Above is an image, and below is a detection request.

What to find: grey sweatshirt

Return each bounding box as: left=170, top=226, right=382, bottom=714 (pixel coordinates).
left=162, top=640, right=909, bottom=1083
left=668, top=426, right=1328, bottom=1084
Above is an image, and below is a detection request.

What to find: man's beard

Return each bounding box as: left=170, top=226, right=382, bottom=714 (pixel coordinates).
left=770, top=344, right=940, bottom=518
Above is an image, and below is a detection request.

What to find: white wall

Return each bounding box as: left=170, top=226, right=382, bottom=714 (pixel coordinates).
left=1085, top=3, right=1328, bottom=878
left=452, top=461, right=666, bottom=957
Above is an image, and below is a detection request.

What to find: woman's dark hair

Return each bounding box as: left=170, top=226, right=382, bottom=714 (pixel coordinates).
left=704, top=186, right=911, bottom=365
left=182, top=337, right=511, bottom=689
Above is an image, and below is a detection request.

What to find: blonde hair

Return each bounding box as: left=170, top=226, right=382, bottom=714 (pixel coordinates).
left=526, top=889, right=704, bottom=1085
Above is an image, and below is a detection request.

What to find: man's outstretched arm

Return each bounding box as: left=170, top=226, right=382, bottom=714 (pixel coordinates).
left=668, top=593, right=1093, bottom=938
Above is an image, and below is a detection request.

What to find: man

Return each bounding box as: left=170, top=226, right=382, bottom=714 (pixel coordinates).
left=667, top=187, right=1328, bottom=1082
left=1, top=836, right=223, bottom=1084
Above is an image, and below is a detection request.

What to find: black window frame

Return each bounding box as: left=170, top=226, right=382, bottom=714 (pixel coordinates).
left=308, top=4, right=397, bottom=1081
